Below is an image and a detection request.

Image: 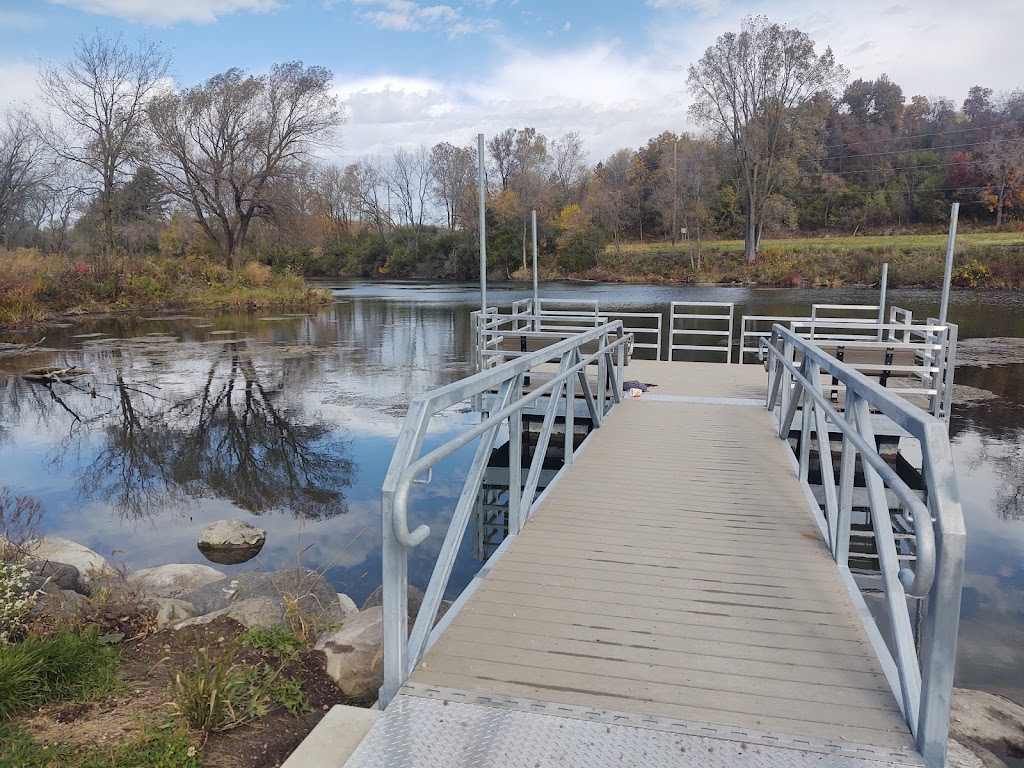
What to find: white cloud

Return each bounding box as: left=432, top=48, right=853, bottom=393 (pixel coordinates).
left=349, top=0, right=483, bottom=36
left=0, top=62, right=42, bottom=109
left=331, top=39, right=691, bottom=164
left=47, top=0, right=280, bottom=25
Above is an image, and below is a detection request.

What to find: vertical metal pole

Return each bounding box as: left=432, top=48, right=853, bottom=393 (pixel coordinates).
left=531, top=209, right=539, bottom=331
left=878, top=260, right=889, bottom=341
left=939, top=203, right=959, bottom=325
left=478, top=133, right=487, bottom=318
left=508, top=381, right=523, bottom=534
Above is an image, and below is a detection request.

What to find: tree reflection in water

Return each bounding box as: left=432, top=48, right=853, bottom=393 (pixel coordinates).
left=9, top=342, right=354, bottom=521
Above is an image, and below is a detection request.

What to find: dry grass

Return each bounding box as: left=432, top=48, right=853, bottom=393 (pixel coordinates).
left=0, top=249, right=331, bottom=327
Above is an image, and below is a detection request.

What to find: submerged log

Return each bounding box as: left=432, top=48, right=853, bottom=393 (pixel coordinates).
left=21, top=365, right=93, bottom=383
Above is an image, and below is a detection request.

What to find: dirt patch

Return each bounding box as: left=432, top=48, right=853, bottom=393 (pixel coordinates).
left=13, top=616, right=353, bottom=768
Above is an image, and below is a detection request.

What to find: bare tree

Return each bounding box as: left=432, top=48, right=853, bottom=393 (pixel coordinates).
left=429, top=141, right=475, bottom=230
left=38, top=32, right=170, bottom=257
left=387, top=145, right=433, bottom=234
left=149, top=63, right=344, bottom=268
left=0, top=110, right=45, bottom=249
left=550, top=131, right=589, bottom=207
left=344, top=157, right=392, bottom=241
left=588, top=148, right=633, bottom=257
left=687, top=16, right=846, bottom=262
left=980, top=127, right=1024, bottom=228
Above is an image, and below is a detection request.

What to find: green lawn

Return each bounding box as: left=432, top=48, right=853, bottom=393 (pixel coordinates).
left=615, top=231, right=1024, bottom=256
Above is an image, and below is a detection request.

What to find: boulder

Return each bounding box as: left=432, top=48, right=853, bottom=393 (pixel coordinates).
left=185, top=569, right=343, bottom=639
left=315, top=607, right=384, bottom=700
left=196, top=520, right=266, bottom=565
left=359, top=585, right=451, bottom=626
left=950, top=687, right=1024, bottom=766
left=130, top=564, right=225, bottom=599
left=24, top=538, right=113, bottom=584
left=337, top=593, right=359, bottom=624
left=947, top=737, right=1001, bottom=768
left=34, top=589, right=90, bottom=620
left=361, top=585, right=424, bottom=622
left=152, top=598, right=198, bottom=629
left=25, top=560, right=87, bottom=595
left=173, top=596, right=294, bottom=632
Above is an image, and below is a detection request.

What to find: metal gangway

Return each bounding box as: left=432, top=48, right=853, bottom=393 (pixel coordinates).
left=343, top=317, right=965, bottom=768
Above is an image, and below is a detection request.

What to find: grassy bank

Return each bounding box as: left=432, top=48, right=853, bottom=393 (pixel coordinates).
left=577, top=232, right=1024, bottom=288
left=0, top=249, right=333, bottom=327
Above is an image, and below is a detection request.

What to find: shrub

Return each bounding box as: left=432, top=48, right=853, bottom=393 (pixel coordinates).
left=0, top=562, right=39, bottom=644
left=169, top=647, right=310, bottom=732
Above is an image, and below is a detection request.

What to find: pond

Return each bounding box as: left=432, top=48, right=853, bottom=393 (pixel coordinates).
left=1, top=280, right=1023, bottom=706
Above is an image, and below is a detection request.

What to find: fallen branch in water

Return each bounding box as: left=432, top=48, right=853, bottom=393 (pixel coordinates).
left=21, top=365, right=93, bottom=384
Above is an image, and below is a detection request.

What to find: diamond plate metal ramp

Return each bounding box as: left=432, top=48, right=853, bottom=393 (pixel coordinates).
left=342, top=687, right=925, bottom=768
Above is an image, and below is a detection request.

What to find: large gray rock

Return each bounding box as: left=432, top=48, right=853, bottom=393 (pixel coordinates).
left=130, top=563, right=225, bottom=599
left=361, top=585, right=424, bottom=621
left=950, top=687, right=1024, bottom=766
left=173, top=596, right=284, bottom=632
left=152, top=598, right=198, bottom=629
left=337, top=593, right=359, bottom=624
left=196, top=520, right=266, bottom=565
left=24, top=538, right=113, bottom=584
left=25, top=560, right=87, bottom=595
left=185, top=569, right=343, bottom=639
left=315, top=606, right=384, bottom=700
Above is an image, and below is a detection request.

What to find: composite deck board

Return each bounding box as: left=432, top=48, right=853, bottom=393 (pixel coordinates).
left=408, top=398, right=915, bottom=751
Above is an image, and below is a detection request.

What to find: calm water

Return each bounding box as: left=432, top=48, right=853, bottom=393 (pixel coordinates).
left=1, top=280, right=1023, bottom=704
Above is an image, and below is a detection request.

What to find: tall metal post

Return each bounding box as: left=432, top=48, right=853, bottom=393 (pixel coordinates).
left=939, top=203, right=959, bottom=325
left=478, top=133, right=487, bottom=318
left=877, top=259, right=889, bottom=341
left=531, top=209, right=539, bottom=329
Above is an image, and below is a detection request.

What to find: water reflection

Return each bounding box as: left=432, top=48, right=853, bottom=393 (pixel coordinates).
left=2, top=342, right=356, bottom=522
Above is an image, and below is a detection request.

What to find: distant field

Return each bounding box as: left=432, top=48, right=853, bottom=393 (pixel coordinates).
left=615, top=231, right=1024, bottom=255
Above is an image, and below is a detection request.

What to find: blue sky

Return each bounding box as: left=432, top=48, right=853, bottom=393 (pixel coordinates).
left=1, top=0, right=1022, bottom=164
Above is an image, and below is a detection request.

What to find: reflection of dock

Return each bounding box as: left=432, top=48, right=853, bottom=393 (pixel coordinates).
left=349, top=304, right=965, bottom=768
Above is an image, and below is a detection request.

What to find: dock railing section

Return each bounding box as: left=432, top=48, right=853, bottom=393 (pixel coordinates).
left=380, top=321, right=632, bottom=708
left=668, top=301, right=734, bottom=362
left=761, top=324, right=965, bottom=768
left=788, top=319, right=952, bottom=419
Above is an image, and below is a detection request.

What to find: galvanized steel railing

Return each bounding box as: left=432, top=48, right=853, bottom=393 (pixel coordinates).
left=761, top=324, right=965, bottom=768
left=668, top=301, right=734, bottom=362
left=380, top=321, right=631, bottom=707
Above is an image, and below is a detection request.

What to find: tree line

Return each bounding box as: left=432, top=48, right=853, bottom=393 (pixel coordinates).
left=2, top=19, right=1023, bottom=281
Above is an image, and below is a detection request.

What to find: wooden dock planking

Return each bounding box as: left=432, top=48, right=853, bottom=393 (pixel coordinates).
left=408, top=398, right=916, bottom=751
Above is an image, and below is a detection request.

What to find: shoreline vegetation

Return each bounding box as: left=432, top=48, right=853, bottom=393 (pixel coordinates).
left=3, top=230, right=1023, bottom=331
left=0, top=249, right=333, bottom=329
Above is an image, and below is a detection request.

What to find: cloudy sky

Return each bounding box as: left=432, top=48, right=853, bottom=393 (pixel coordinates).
left=1, top=0, right=1022, bottom=165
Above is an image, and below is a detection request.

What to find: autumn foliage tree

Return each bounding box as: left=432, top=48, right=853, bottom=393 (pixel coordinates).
left=687, top=16, right=847, bottom=262
left=149, top=62, right=344, bottom=269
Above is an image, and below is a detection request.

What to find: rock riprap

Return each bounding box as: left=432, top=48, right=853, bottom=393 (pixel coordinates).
left=315, top=606, right=384, bottom=700
left=196, top=520, right=266, bottom=565
left=129, top=563, right=225, bottom=599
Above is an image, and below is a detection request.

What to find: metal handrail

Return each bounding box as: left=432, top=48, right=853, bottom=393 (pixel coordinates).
left=381, top=321, right=631, bottom=707
left=761, top=325, right=965, bottom=768
left=669, top=301, right=734, bottom=363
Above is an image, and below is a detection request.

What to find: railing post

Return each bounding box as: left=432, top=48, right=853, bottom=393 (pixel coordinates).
left=835, top=391, right=857, bottom=568
left=808, top=363, right=839, bottom=552
left=508, top=376, right=523, bottom=534
left=916, top=437, right=967, bottom=767
left=596, top=333, right=607, bottom=418
left=380, top=491, right=408, bottom=707
left=565, top=349, right=576, bottom=465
